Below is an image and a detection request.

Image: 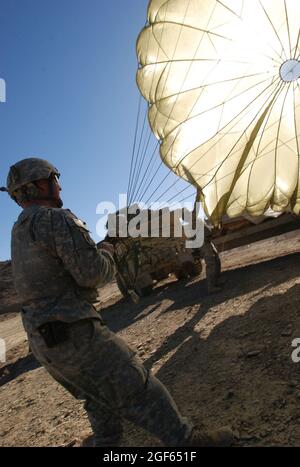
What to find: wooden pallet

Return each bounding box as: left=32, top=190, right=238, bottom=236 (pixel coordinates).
left=213, top=214, right=300, bottom=252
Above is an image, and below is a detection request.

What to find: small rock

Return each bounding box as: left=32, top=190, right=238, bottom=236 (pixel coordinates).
left=240, top=434, right=258, bottom=441
left=246, top=350, right=262, bottom=358
left=64, top=439, right=77, bottom=447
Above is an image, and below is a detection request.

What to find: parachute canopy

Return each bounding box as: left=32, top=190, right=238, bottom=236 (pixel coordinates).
left=136, top=0, right=300, bottom=225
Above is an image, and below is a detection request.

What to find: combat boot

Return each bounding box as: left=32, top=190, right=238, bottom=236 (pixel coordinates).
left=185, top=426, right=234, bottom=447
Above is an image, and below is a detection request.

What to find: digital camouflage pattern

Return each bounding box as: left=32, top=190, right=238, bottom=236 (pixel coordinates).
left=199, top=242, right=221, bottom=293
left=11, top=205, right=193, bottom=446
left=29, top=319, right=192, bottom=446
left=12, top=205, right=114, bottom=333
left=192, top=225, right=221, bottom=293
left=6, top=158, right=60, bottom=195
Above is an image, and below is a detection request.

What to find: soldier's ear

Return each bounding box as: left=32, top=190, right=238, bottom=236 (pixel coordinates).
left=34, top=179, right=49, bottom=193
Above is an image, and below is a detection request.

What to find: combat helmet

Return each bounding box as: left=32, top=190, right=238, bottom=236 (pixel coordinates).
left=1, top=157, right=60, bottom=203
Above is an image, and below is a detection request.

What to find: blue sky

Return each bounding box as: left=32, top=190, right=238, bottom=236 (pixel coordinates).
left=0, top=0, right=194, bottom=260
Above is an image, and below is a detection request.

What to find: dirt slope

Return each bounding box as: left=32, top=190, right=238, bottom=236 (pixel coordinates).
left=0, top=261, right=20, bottom=321
left=1, top=231, right=300, bottom=447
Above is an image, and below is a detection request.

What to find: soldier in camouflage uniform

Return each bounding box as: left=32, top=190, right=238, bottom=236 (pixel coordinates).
left=193, top=224, right=223, bottom=294
left=2, top=158, right=233, bottom=447
left=191, top=190, right=223, bottom=294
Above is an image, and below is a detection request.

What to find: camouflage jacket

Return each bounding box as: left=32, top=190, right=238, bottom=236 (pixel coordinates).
left=11, top=206, right=115, bottom=333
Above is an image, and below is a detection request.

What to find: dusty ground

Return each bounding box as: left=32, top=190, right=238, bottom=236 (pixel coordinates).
left=0, top=261, right=20, bottom=323
left=1, top=231, right=300, bottom=447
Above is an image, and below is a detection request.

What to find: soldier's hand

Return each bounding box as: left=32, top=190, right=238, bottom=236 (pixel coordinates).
left=98, top=242, right=114, bottom=256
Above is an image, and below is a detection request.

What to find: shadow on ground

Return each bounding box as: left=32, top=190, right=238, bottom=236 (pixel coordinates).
left=101, top=251, right=300, bottom=446
left=149, top=282, right=300, bottom=446
left=101, top=252, right=300, bottom=334
left=0, top=351, right=40, bottom=387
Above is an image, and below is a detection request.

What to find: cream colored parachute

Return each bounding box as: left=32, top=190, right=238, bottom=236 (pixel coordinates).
left=136, top=0, right=300, bottom=225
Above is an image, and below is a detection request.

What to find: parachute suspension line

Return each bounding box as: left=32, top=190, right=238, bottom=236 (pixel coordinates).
left=128, top=103, right=149, bottom=205
left=142, top=155, right=171, bottom=205
left=133, top=39, right=186, bottom=205
left=132, top=139, right=160, bottom=202
left=146, top=154, right=177, bottom=204
left=127, top=94, right=143, bottom=203
left=128, top=9, right=170, bottom=206
left=128, top=99, right=151, bottom=205
left=164, top=77, right=284, bottom=208
left=129, top=125, right=151, bottom=204
left=168, top=194, right=198, bottom=215
left=141, top=2, right=220, bottom=207
left=152, top=182, right=196, bottom=212
left=144, top=0, right=264, bottom=207
left=135, top=1, right=226, bottom=208
left=130, top=1, right=194, bottom=206
left=151, top=171, right=188, bottom=207
left=169, top=189, right=197, bottom=211
left=147, top=163, right=191, bottom=209
left=136, top=1, right=300, bottom=221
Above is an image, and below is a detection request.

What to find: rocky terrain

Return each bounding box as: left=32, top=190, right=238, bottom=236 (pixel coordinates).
left=1, top=231, right=300, bottom=447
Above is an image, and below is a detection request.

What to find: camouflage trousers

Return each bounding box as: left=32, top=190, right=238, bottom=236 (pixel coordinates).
left=28, top=318, right=192, bottom=446
left=199, top=242, right=221, bottom=291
